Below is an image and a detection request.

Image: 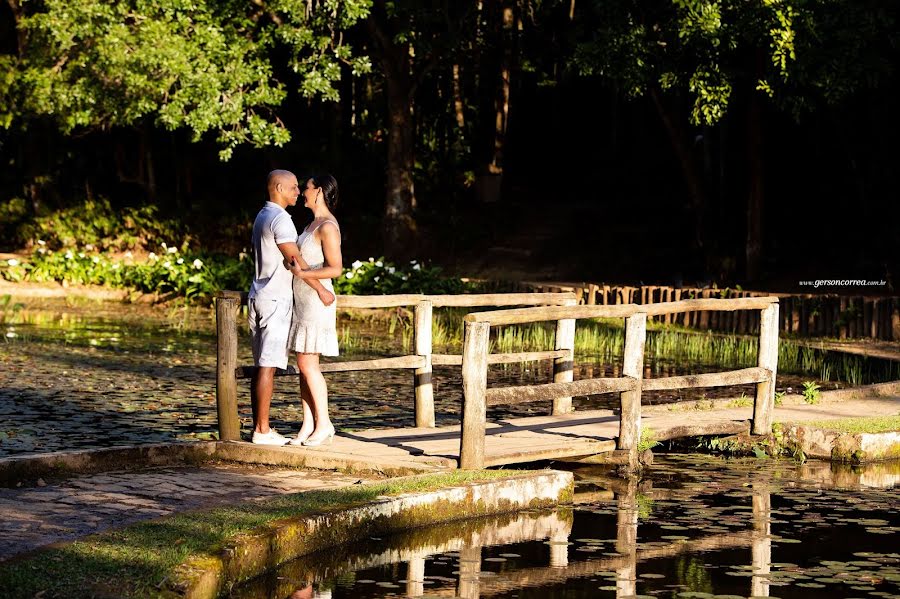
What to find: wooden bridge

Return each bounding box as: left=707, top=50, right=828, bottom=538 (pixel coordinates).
left=215, top=292, right=781, bottom=470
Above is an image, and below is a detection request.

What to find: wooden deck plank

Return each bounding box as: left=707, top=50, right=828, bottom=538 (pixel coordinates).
left=245, top=397, right=899, bottom=472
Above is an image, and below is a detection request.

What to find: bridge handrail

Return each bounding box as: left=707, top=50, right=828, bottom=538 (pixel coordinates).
left=214, top=290, right=578, bottom=440
left=458, top=298, right=780, bottom=469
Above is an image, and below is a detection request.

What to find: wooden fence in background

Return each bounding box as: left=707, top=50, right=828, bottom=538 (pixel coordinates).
left=515, top=282, right=898, bottom=341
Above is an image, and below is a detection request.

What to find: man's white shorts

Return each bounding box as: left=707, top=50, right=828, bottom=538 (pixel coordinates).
left=248, top=297, right=292, bottom=369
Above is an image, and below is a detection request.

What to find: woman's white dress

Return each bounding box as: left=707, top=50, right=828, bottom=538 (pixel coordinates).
left=289, top=219, right=339, bottom=356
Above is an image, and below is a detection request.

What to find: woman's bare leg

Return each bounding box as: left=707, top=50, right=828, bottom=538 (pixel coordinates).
left=295, top=364, right=316, bottom=442
left=297, top=353, right=333, bottom=442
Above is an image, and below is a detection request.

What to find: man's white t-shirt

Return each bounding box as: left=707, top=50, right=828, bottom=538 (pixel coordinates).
left=249, top=202, right=298, bottom=301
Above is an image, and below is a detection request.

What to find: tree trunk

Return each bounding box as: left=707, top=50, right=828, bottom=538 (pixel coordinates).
left=452, top=63, right=465, bottom=129
left=367, top=4, right=418, bottom=258
left=648, top=87, right=708, bottom=272
left=476, top=0, right=514, bottom=204
left=746, top=87, right=764, bottom=283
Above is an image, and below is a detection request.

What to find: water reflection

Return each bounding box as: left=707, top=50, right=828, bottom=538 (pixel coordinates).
left=230, top=456, right=900, bottom=598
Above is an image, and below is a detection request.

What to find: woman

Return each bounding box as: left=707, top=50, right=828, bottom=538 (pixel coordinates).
left=286, top=174, right=342, bottom=447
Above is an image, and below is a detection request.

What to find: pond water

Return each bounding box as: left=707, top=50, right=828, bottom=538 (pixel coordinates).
left=230, top=455, right=900, bottom=599
left=0, top=297, right=896, bottom=456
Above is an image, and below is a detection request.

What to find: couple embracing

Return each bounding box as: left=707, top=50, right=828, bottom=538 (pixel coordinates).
left=247, top=169, right=341, bottom=447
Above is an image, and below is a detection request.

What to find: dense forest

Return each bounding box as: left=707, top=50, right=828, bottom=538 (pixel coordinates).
left=1, top=0, right=898, bottom=290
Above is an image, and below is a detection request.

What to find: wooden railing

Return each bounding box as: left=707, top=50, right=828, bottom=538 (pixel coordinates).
left=458, top=297, right=781, bottom=469
left=517, top=281, right=897, bottom=340
left=215, top=291, right=577, bottom=441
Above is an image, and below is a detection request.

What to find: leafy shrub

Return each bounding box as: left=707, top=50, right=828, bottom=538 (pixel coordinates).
left=2, top=244, right=251, bottom=301
left=20, top=198, right=188, bottom=252
left=332, top=257, right=473, bottom=295
left=2, top=251, right=471, bottom=302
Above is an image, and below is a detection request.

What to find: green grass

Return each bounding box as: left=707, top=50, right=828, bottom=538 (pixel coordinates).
left=0, top=469, right=525, bottom=599
left=795, top=415, right=900, bottom=435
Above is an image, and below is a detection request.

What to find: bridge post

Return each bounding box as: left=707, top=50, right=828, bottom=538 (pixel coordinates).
left=752, top=302, right=779, bottom=434
left=460, top=321, right=490, bottom=469
left=215, top=295, right=241, bottom=441
left=617, top=313, right=646, bottom=462
left=552, top=298, right=577, bottom=415
left=414, top=300, right=435, bottom=427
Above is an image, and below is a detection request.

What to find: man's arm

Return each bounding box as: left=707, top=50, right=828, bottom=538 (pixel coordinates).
left=277, top=241, right=335, bottom=306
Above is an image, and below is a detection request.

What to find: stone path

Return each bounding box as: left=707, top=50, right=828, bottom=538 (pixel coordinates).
left=0, top=463, right=370, bottom=561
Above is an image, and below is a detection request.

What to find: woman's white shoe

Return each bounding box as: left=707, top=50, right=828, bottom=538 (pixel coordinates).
left=287, top=430, right=313, bottom=446
left=302, top=425, right=335, bottom=447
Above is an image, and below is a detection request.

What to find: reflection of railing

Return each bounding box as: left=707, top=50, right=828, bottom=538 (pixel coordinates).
left=458, top=297, right=781, bottom=469
left=230, top=475, right=776, bottom=599
left=214, top=290, right=576, bottom=441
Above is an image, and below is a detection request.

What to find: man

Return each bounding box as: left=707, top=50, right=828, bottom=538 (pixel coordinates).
left=248, top=170, right=334, bottom=445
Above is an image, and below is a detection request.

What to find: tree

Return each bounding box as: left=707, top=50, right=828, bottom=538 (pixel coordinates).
left=0, top=0, right=371, bottom=200
left=364, top=0, right=480, bottom=257
left=572, top=0, right=895, bottom=282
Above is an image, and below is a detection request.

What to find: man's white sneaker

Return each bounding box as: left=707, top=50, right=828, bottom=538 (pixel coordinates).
left=251, top=429, right=290, bottom=446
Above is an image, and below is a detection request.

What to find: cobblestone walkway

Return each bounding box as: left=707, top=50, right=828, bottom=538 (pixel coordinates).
left=0, top=464, right=370, bottom=561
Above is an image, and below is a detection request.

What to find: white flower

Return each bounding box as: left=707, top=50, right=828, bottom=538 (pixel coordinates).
left=65, top=251, right=74, bottom=260
left=78, top=252, right=85, bottom=259
left=373, top=276, right=380, bottom=282
left=387, top=266, right=396, bottom=274
left=38, top=248, right=46, bottom=254
left=192, top=259, right=203, bottom=269
left=7, top=259, right=18, bottom=266
left=163, top=261, right=172, bottom=269
left=375, top=261, right=383, bottom=267
left=37, top=239, right=46, bottom=246
left=368, top=257, right=374, bottom=262
left=345, top=272, right=354, bottom=279
left=401, top=275, right=408, bottom=281
left=92, top=256, right=100, bottom=263
left=412, top=264, right=421, bottom=270
left=176, top=258, right=184, bottom=265
left=167, top=246, right=178, bottom=254
left=410, top=260, right=417, bottom=264
left=85, top=244, right=94, bottom=251
left=161, top=242, right=168, bottom=249
left=112, top=263, right=120, bottom=270
left=351, top=260, right=363, bottom=270
left=148, top=252, right=158, bottom=261
left=125, top=251, right=133, bottom=259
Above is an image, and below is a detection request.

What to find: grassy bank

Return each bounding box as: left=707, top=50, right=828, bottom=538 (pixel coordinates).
left=0, top=470, right=525, bottom=599
left=795, top=415, right=900, bottom=435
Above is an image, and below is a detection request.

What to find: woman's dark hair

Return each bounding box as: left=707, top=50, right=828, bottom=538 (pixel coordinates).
left=311, top=174, right=339, bottom=210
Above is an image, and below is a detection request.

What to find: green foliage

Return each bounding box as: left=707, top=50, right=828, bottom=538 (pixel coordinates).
left=2, top=0, right=371, bottom=159
left=3, top=246, right=251, bottom=301
left=21, top=198, right=187, bottom=252
left=572, top=0, right=895, bottom=125
left=332, top=257, right=474, bottom=295
left=801, top=380, right=821, bottom=404
left=0, top=198, right=30, bottom=248
left=637, top=427, right=661, bottom=452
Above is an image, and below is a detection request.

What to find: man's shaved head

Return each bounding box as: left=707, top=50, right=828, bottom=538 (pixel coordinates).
left=267, top=169, right=295, bottom=193
left=266, top=169, right=300, bottom=208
